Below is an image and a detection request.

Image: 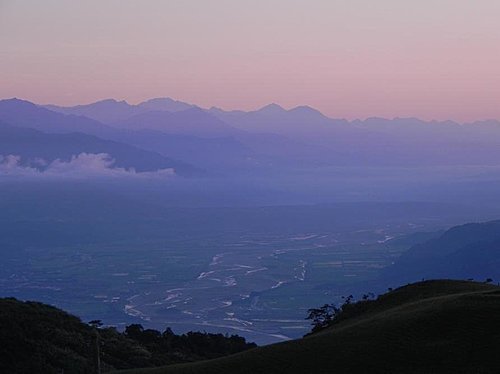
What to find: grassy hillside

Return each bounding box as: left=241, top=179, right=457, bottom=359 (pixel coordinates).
left=120, top=280, right=500, bottom=374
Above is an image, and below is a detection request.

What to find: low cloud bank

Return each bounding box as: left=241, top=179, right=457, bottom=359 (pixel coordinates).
left=0, top=153, right=175, bottom=179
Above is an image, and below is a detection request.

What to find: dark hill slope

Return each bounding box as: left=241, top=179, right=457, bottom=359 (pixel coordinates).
left=383, top=220, right=500, bottom=283
left=122, top=280, right=500, bottom=374
left=0, top=298, right=255, bottom=374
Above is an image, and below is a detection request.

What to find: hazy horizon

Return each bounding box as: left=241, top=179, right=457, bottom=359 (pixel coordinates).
left=3, top=96, right=500, bottom=124
left=2, top=0, right=500, bottom=122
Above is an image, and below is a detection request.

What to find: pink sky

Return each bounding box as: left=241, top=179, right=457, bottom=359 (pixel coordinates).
left=1, top=0, right=499, bottom=121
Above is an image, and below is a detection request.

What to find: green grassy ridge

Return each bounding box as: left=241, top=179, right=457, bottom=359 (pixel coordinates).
left=120, top=280, right=500, bottom=374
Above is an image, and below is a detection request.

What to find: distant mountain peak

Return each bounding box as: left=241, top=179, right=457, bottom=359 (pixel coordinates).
left=138, top=97, right=194, bottom=112
left=257, top=103, right=286, bottom=113
left=289, top=105, right=325, bottom=116
left=96, top=98, right=119, bottom=103
left=141, top=97, right=177, bottom=104
left=1, top=97, right=36, bottom=107
left=85, top=98, right=131, bottom=107
left=290, top=105, right=314, bottom=111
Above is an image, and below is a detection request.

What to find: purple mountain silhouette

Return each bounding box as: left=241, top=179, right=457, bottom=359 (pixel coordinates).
left=0, top=98, right=110, bottom=134
left=45, top=97, right=197, bottom=124
left=209, top=103, right=352, bottom=137
left=44, top=99, right=146, bottom=123
left=0, top=122, right=198, bottom=175
left=138, top=97, right=195, bottom=112
left=7, top=97, right=500, bottom=171
left=112, top=107, right=242, bottom=138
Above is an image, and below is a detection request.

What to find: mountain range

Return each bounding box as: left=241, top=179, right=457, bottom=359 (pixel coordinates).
left=3, top=96, right=500, bottom=178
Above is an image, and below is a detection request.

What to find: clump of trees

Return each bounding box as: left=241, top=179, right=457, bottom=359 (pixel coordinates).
left=119, top=323, right=256, bottom=366
left=306, top=293, right=376, bottom=334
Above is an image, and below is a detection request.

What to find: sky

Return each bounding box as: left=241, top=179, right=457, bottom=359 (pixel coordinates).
left=1, top=0, right=499, bottom=121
